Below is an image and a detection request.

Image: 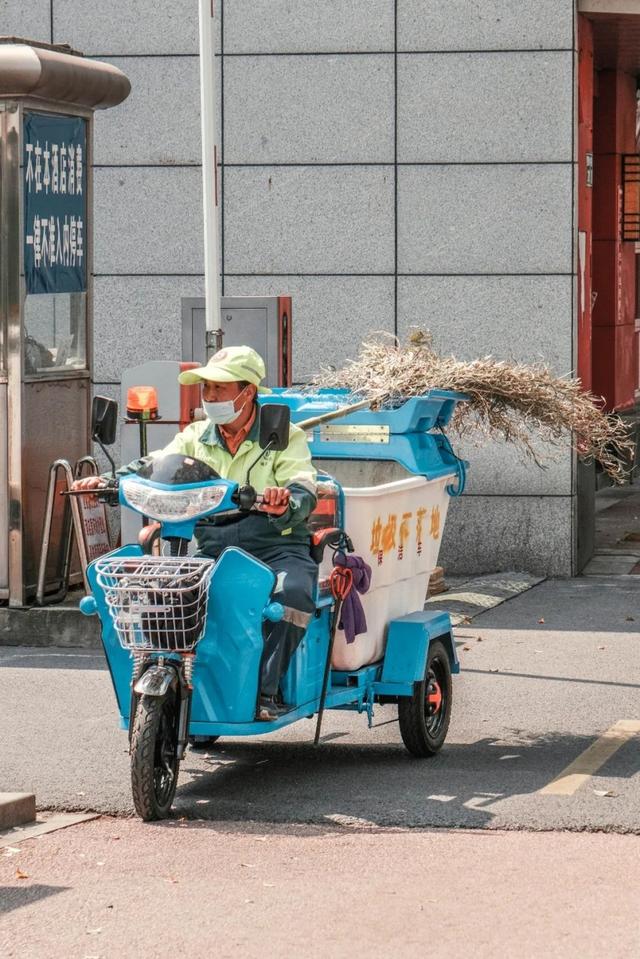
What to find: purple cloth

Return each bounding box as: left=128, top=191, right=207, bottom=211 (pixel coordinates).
left=334, top=551, right=372, bottom=644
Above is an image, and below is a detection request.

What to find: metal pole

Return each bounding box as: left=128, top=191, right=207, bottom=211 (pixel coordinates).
left=138, top=420, right=148, bottom=458
left=5, top=103, right=24, bottom=606
left=296, top=399, right=372, bottom=432
left=198, top=0, right=222, bottom=357
left=138, top=418, right=149, bottom=525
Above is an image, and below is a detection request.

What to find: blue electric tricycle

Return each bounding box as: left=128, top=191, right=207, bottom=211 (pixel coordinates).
left=78, top=389, right=467, bottom=820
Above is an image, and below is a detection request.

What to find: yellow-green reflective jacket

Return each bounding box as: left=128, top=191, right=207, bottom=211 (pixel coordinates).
left=118, top=415, right=318, bottom=556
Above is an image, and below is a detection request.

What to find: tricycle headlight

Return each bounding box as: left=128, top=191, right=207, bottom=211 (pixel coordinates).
left=121, top=481, right=227, bottom=522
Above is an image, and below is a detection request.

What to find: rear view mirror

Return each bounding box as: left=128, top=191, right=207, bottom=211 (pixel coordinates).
left=91, top=395, right=118, bottom=446
left=259, top=404, right=290, bottom=452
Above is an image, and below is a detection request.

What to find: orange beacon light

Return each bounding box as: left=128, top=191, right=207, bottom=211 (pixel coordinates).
left=126, top=385, right=159, bottom=421
left=126, top=386, right=160, bottom=459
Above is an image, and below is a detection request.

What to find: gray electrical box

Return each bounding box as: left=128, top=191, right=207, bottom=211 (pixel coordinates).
left=181, top=295, right=292, bottom=387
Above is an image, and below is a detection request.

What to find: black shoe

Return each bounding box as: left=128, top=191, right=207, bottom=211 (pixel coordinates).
left=256, top=696, right=283, bottom=722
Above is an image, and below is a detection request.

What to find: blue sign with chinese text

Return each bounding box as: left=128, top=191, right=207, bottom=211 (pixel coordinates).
left=23, top=112, right=87, bottom=295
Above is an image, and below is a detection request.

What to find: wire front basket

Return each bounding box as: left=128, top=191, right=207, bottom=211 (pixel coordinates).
left=95, top=556, right=215, bottom=652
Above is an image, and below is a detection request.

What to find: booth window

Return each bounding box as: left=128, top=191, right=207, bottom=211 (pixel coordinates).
left=23, top=291, right=87, bottom=374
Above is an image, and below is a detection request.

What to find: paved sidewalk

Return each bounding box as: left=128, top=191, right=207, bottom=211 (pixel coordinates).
left=1, top=817, right=639, bottom=959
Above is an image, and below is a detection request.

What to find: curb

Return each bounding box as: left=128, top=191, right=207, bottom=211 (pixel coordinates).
left=426, top=571, right=545, bottom=625
left=0, top=812, right=98, bottom=848
left=0, top=603, right=100, bottom=648
left=0, top=792, right=36, bottom=830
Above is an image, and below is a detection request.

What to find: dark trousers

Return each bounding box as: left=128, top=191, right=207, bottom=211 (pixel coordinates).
left=255, top=545, right=318, bottom=697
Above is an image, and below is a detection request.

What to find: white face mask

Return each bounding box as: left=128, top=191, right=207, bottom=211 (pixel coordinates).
left=203, top=390, right=249, bottom=426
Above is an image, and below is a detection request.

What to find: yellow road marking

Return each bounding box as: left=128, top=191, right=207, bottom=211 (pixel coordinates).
left=540, top=720, right=640, bottom=796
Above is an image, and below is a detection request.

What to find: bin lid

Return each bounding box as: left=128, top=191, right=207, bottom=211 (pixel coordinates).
left=259, top=390, right=469, bottom=480
left=261, top=388, right=468, bottom=433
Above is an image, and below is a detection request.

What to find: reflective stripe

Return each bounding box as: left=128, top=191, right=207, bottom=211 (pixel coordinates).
left=282, top=606, right=312, bottom=629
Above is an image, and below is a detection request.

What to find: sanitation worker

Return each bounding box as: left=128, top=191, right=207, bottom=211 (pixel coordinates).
left=72, top=346, right=318, bottom=722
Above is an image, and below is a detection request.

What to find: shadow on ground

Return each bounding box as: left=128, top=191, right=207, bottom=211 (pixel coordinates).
left=162, top=729, right=639, bottom=831
left=0, top=884, right=69, bottom=915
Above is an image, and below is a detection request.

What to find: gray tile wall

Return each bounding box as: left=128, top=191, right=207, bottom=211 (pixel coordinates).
left=5, top=0, right=577, bottom=575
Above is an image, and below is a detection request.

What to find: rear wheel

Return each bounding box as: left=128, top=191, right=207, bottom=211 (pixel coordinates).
left=130, top=689, right=180, bottom=820
left=398, top=639, right=452, bottom=757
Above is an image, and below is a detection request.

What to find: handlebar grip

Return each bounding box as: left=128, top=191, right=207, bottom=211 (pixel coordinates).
left=98, top=488, right=120, bottom=506
left=235, top=484, right=259, bottom=511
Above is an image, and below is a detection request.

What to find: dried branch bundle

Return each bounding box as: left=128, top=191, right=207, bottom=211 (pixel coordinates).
left=313, top=330, right=634, bottom=483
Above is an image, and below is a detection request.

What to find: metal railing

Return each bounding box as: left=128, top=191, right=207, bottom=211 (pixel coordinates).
left=36, top=456, right=110, bottom=605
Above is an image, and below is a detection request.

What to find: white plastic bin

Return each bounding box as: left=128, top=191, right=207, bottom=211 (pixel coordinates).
left=323, top=474, right=455, bottom=671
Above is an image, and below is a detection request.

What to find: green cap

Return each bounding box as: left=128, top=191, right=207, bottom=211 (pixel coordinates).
left=178, top=345, right=271, bottom=393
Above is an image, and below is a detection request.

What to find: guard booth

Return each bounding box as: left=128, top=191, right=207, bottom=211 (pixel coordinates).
left=0, top=39, right=130, bottom=606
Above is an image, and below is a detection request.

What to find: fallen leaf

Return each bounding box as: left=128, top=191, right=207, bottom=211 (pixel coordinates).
left=15, top=868, right=29, bottom=880
left=593, top=789, right=617, bottom=798
left=476, top=637, right=483, bottom=642
left=463, top=645, right=471, bottom=652
left=538, top=618, right=545, bottom=624
left=598, top=645, right=606, bottom=651
left=626, top=616, right=635, bottom=622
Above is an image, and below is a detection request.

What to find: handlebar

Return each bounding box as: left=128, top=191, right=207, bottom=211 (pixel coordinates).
left=61, top=481, right=119, bottom=506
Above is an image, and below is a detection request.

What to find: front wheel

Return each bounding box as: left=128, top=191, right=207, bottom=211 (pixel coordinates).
left=130, top=690, right=180, bottom=820
left=398, top=639, right=452, bottom=757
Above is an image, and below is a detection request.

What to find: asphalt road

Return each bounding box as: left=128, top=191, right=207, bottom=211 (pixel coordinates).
left=1, top=575, right=639, bottom=832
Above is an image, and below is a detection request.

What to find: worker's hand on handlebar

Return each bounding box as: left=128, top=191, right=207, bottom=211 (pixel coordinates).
left=256, top=486, right=291, bottom=516
left=70, top=476, right=108, bottom=498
